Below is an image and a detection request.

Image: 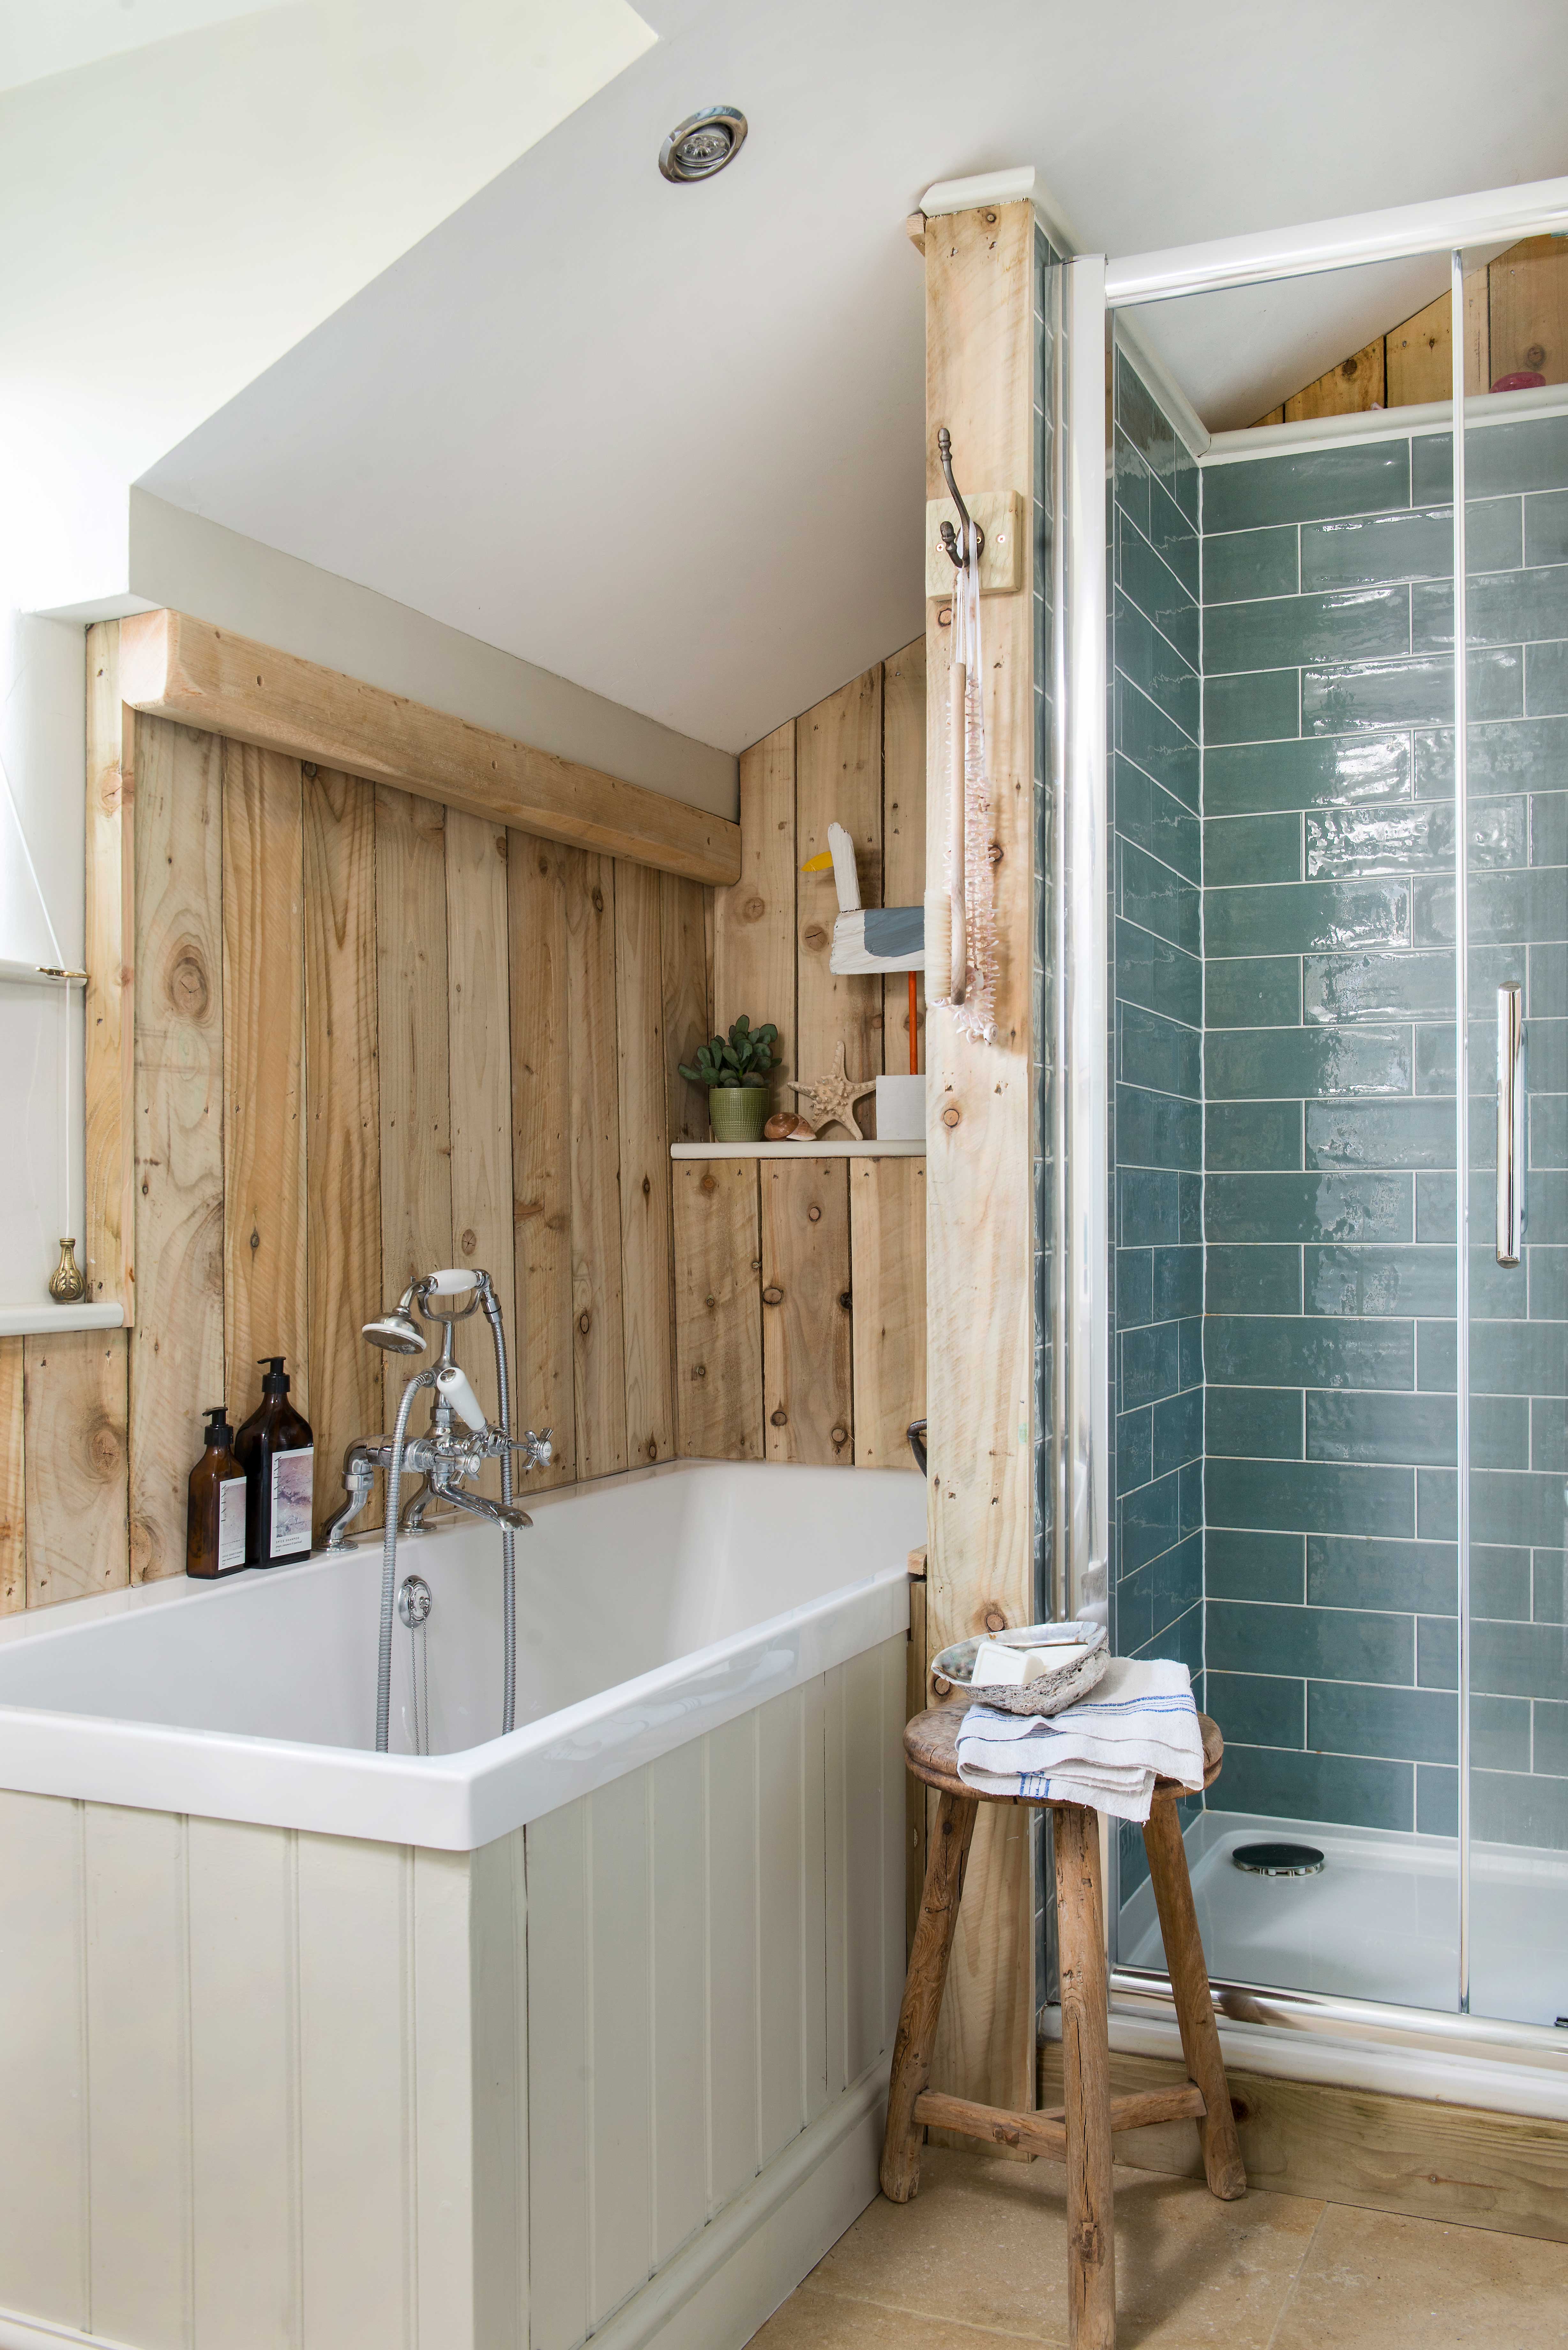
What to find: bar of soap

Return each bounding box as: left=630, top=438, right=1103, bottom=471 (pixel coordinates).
left=972, top=1636, right=1091, bottom=1687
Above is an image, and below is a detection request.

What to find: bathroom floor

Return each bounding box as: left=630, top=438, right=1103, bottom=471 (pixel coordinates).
left=747, top=2145, right=1568, bottom=2348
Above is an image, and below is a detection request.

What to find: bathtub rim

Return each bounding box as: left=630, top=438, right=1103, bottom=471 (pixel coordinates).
left=0, top=1459, right=919, bottom=1851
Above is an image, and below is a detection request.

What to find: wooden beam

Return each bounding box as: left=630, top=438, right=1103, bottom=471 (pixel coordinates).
left=715, top=719, right=796, bottom=1091
left=924, top=200, right=1038, bottom=2118
left=84, top=623, right=135, bottom=1317
left=118, top=610, right=742, bottom=889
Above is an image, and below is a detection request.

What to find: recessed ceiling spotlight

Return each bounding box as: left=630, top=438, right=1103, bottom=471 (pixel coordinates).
left=659, top=106, right=747, bottom=185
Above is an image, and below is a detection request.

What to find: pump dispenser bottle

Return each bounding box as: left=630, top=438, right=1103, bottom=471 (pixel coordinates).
left=186, top=1405, right=247, bottom=1578
left=234, top=1357, right=315, bottom=1565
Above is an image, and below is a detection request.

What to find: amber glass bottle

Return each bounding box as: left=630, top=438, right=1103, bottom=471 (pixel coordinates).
left=234, top=1357, right=315, bottom=1565
left=186, top=1405, right=248, bottom=1578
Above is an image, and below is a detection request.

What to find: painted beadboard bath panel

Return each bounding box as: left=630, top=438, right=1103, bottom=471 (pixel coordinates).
left=524, top=1643, right=905, bottom=2350
left=0, top=1645, right=903, bottom=2350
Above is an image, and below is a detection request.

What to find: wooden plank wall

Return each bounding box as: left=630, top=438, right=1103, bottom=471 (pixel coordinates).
left=1252, top=235, right=1566, bottom=425
left=5, top=660, right=713, bottom=1615
left=677, top=639, right=929, bottom=1472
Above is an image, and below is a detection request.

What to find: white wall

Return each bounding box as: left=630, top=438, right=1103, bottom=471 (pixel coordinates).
left=0, top=612, right=86, bottom=1308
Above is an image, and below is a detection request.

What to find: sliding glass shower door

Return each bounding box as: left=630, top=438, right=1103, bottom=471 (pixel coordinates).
left=1460, top=236, right=1568, bottom=2025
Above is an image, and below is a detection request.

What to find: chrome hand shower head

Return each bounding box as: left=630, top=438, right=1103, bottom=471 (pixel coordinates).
left=361, top=1284, right=428, bottom=1354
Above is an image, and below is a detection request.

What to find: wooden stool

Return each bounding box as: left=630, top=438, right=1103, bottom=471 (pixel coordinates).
left=881, top=1701, right=1245, bottom=2350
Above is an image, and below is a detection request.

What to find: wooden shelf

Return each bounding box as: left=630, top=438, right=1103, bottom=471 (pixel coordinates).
left=671, top=1140, right=925, bottom=1159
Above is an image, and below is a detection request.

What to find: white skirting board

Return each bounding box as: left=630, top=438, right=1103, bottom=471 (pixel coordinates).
left=588, top=2065, right=886, bottom=2350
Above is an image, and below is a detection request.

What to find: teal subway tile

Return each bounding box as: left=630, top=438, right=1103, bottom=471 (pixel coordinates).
left=1533, top=792, right=1568, bottom=868
left=1179, top=1316, right=1202, bottom=1390
left=1307, top=1389, right=1454, bottom=1466
left=1149, top=470, right=1201, bottom=595
left=1120, top=839, right=1201, bottom=954
left=1527, top=641, right=1568, bottom=715
left=1153, top=1383, right=1202, bottom=1477
left=1531, top=1099, right=1568, bottom=1168
left=1417, top=1467, right=1455, bottom=1542
left=1203, top=441, right=1411, bottom=534
left=1130, top=1590, right=1204, bottom=1676
left=1417, top=714, right=1568, bottom=798
left=1203, top=810, right=1301, bottom=888
left=1120, top=1166, right=1180, bottom=1246
left=1118, top=1405, right=1152, bottom=1492
left=1535, top=1700, right=1568, bottom=1775
left=1305, top=1099, right=1455, bottom=1171
left=1532, top=944, right=1568, bottom=1015
left=1206, top=878, right=1409, bottom=958
left=1113, top=428, right=1151, bottom=541
left=1308, top=1679, right=1457, bottom=1765
left=1122, top=1321, right=1180, bottom=1406
left=1307, top=1535, right=1455, bottom=1613
left=1416, top=416, right=1568, bottom=503
left=1417, top=1612, right=1457, bottom=1687
left=1304, top=1243, right=1455, bottom=1317
left=1305, top=797, right=1525, bottom=878
left=1537, top=1554, right=1568, bottom=1628
left=1414, top=1174, right=1456, bottom=1240
left=1415, top=868, right=1568, bottom=947
left=1207, top=1385, right=1302, bottom=1459
left=1415, top=1766, right=1456, bottom=1836
left=1207, top=1314, right=1413, bottom=1391
left=1208, top=1598, right=1413, bottom=1682
left=1533, top=1395, right=1568, bottom=1469
left=1117, top=1247, right=1153, bottom=1329
left=1115, top=918, right=1203, bottom=1027
left=1205, top=731, right=1411, bottom=817
left=1206, top=1670, right=1304, bottom=1750
left=1471, top=1468, right=1568, bottom=1550
left=1206, top=1457, right=1414, bottom=1541
left=1205, top=1528, right=1305, bottom=1604
left=1475, top=1694, right=1533, bottom=1772
left=1206, top=1102, right=1302, bottom=1172
left=1478, top=1398, right=1534, bottom=1471
left=1210, top=1744, right=1413, bottom=1831
left=1120, top=1003, right=1201, bottom=1098
left=1526, top=488, right=1568, bottom=567
left=1206, top=1171, right=1411, bottom=1244
left=1117, top=1083, right=1201, bottom=1171
left=1115, top=598, right=1201, bottom=742
left=1533, top=1250, right=1568, bottom=1323
left=1208, top=1025, right=1411, bottom=1102
left=1473, top=1769, right=1568, bottom=1852
left=1301, top=500, right=1519, bottom=592
left=1152, top=1245, right=1203, bottom=1323
left=1474, top=1616, right=1568, bottom=1703
left=1414, top=564, right=1568, bottom=652
left=1206, top=956, right=1302, bottom=1029
left=1474, top=1546, right=1531, bottom=1619
left=1304, top=648, right=1521, bottom=735
left=1474, top=1323, right=1568, bottom=1398
left=1117, top=530, right=1200, bottom=674
left=1116, top=758, right=1200, bottom=884
left=1206, top=1244, right=1302, bottom=1316
left=1120, top=1471, right=1178, bottom=1573
left=1118, top=673, right=1199, bottom=804
left=1204, top=668, right=1300, bottom=747
left=1303, top=948, right=1453, bottom=1024
left=1117, top=353, right=1187, bottom=491
left=1203, top=526, right=1299, bottom=605
left=1207, top=586, right=1410, bottom=678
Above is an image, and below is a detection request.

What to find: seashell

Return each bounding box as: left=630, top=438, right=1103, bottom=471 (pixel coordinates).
left=764, top=1111, right=818, bottom=1141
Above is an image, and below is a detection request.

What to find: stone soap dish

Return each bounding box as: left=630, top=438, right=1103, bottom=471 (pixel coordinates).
left=930, top=1621, right=1109, bottom=1716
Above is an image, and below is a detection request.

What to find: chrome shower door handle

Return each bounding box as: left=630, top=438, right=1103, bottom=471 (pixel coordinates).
left=1497, top=981, right=1525, bottom=1266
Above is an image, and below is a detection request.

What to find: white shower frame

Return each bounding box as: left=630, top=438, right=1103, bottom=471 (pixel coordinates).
left=1079, top=172, right=1568, bottom=2103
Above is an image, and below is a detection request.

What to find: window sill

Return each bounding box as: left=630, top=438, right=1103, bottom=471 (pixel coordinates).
left=0, top=1301, right=125, bottom=1339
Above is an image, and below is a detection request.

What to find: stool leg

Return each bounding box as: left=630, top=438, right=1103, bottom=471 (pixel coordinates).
left=1053, top=1804, right=1115, bottom=2350
left=1142, top=1798, right=1246, bottom=2201
left=880, top=1789, right=978, bottom=2201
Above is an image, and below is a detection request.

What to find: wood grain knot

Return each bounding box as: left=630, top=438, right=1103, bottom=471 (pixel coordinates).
left=642, top=1174, right=651, bottom=1200
left=691, top=1363, right=708, bottom=1380
left=591, top=887, right=605, bottom=914
left=803, top=924, right=826, bottom=949
left=838, top=1289, right=852, bottom=1310
left=461, top=1228, right=477, bottom=1254
left=644, top=1438, right=659, bottom=1461
left=577, top=1311, right=591, bottom=1336
left=984, top=1606, right=1007, bottom=1633
left=743, top=896, right=766, bottom=923
left=807, top=1203, right=821, bottom=1223
left=987, top=839, right=1003, bottom=866
left=165, top=940, right=211, bottom=1020
left=941, top=1105, right=961, bottom=1128
left=770, top=1407, right=788, bottom=1427
left=699, top=1173, right=717, bottom=1194
left=762, top=1285, right=783, bottom=1306
left=831, top=1425, right=848, bottom=1449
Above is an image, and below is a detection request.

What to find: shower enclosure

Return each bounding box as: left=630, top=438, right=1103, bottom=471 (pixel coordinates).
left=1035, top=178, right=1568, bottom=2086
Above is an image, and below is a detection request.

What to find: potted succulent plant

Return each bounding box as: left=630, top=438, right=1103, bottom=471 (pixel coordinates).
left=680, top=1015, right=779, bottom=1142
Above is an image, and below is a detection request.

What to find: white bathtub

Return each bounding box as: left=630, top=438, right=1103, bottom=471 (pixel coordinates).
left=0, top=1461, right=923, bottom=2350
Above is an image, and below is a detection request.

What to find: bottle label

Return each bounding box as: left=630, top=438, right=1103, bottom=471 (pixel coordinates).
left=218, top=1476, right=247, bottom=1573
left=270, top=1447, right=314, bottom=1558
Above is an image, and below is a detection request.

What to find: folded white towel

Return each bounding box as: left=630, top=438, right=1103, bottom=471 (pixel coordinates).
left=954, top=1658, right=1203, bottom=1823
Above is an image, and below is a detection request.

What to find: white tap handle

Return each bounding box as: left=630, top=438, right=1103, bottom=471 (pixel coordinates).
left=428, top=1268, right=480, bottom=1294
left=436, top=1362, right=488, bottom=1431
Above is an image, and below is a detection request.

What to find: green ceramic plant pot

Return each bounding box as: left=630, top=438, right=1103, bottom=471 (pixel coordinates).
left=708, top=1086, right=770, bottom=1142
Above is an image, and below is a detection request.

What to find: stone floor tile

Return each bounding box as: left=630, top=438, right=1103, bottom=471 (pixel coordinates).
left=1269, top=2200, right=1568, bottom=2349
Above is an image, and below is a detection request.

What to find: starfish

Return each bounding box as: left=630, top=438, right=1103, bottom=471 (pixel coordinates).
left=787, top=1042, right=878, bottom=1140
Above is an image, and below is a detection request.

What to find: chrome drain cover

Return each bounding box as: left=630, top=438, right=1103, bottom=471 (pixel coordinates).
left=1231, top=1840, right=1324, bottom=1877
